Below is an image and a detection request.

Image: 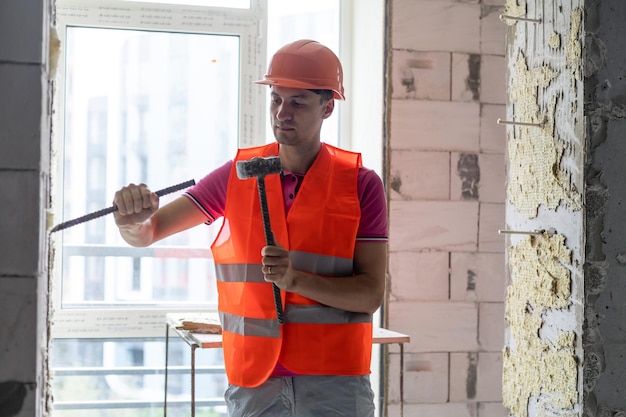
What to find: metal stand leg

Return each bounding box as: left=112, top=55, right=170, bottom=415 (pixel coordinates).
left=164, top=324, right=170, bottom=417
left=191, top=344, right=197, bottom=417
left=400, top=343, right=404, bottom=417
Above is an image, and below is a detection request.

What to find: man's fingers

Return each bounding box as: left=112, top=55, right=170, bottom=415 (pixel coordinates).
left=148, top=189, right=159, bottom=209
left=261, top=243, right=287, bottom=256
left=116, top=188, right=134, bottom=215
left=115, top=184, right=156, bottom=215
left=131, top=185, right=145, bottom=213
left=137, top=185, right=156, bottom=211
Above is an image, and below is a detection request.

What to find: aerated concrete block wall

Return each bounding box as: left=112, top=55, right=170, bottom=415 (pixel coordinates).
left=385, top=0, right=508, bottom=416
left=0, top=1, right=53, bottom=417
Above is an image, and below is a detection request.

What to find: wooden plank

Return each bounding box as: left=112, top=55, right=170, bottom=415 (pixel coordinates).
left=167, top=312, right=411, bottom=348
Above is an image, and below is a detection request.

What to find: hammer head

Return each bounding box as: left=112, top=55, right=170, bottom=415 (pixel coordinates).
left=236, top=156, right=282, bottom=179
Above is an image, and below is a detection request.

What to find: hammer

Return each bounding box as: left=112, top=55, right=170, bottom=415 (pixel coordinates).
left=236, top=156, right=284, bottom=324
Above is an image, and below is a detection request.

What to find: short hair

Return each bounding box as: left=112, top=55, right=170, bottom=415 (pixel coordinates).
left=308, top=89, right=334, bottom=102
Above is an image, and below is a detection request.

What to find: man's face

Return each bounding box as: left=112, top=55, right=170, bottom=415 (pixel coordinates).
left=269, top=86, right=334, bottom=147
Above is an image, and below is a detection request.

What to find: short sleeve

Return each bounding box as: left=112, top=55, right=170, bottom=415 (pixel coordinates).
left=184, top=160, right=232, bottom=225
left=357, top=168, right=388, bottom=241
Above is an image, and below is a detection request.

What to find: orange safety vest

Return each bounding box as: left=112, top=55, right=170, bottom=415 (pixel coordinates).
left=211, top=142, right=373, bottom=388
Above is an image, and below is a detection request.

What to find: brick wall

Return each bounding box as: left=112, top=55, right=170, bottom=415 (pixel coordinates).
left=385, top=0, right=507, bottom=415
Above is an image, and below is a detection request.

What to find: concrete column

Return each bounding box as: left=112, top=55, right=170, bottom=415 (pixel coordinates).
left=0, top=1, right=53, bottom=416
left=503, top=0, right=626, bottom=416
left=582, top=0, right=626, bottom=414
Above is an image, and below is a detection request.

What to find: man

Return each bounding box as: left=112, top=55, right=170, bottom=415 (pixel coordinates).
left=113, top=39, right=388, bottom=416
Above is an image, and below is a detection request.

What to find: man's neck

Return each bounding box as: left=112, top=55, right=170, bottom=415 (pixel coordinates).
left=278, top=142, right=322, bottom=174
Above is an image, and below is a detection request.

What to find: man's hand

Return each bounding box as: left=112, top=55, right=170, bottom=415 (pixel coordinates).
left=261, top=241, right=386, bottom=314
left=261, top=243, right=294, bottom=290
left=113, top=183, right=159, bottom=227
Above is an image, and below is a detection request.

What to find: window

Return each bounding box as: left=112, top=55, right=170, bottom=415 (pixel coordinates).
left=51, top=1, right=267, bottom=415
left=52, top=1, right=267, bottom=337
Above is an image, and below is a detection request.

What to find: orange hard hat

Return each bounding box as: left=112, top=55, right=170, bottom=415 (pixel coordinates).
left=255, top=39, right=345, bottom=100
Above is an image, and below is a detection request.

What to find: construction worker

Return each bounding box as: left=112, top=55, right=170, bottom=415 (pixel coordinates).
left=113, top=39, right=388, bottom=417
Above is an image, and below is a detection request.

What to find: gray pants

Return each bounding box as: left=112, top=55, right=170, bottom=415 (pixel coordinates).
left=224, top=375, right=375, bottom=417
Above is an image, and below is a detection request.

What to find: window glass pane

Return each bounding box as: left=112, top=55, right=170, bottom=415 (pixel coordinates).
left=265, top=0, right=341, bottom=146
left=51, top=338, right=227, bottom=416
left=60, top=27, right=239, bottom=308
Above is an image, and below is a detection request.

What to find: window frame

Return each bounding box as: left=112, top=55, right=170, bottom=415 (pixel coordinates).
left=51, top=0, right=268, bottom=339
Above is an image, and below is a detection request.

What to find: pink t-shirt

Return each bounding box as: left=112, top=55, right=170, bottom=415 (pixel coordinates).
left=185, top=160, right=388, bottom=241
left=184, top=158, right=388, bottom=377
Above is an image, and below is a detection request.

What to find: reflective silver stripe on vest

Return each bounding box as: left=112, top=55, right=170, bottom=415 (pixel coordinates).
left=219, top=311, right=281, bottom=338
left=285, top=304, right=372, bottom=324
left=215, top=263, right=265, bottom=283
left=290, top=250, right=353, bottom=276
left=215, top=251, right=352, bottom=283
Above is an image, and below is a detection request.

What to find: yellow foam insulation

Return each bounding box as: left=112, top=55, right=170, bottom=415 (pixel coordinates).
left=556, top=331, right=575, bottom=348
left=49, top=27, right=61, bottom=79
left=507, top=52, right=582, bottom=218
left=503, top=233, right=577, bottom=417
left=566, top=9, right=583, bottom=86
left=504, top=0, right=526, bottom=26
left=548, top=32, right=561, bottom=50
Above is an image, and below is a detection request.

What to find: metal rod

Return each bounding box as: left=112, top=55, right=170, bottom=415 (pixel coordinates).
left=49, top=179, right=195, bottom=233
left=497, top=118, right=543, bottom=127
left=498, top=229, right=543, bottom=235
left=499, top=14, right=542, bottom=23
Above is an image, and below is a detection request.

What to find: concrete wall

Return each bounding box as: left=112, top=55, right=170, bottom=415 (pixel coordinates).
left=584, top=0, right=626, bottom=414
left=0, top=1, right=53, bottom=416
left=385, top=0, right=508, bottom=416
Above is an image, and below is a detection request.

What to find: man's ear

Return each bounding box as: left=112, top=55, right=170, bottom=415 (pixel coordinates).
left=322, top=99, right=335, bottom=120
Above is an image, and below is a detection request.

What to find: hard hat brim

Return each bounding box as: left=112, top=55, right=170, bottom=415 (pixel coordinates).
left=255, top=77, right=345, bottom=100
